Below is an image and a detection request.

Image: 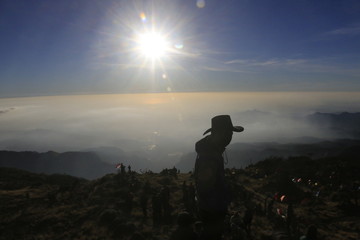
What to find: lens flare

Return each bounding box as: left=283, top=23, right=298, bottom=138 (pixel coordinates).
left=197, top=0, right=206, bottom=8
left=139, top=12, right=147, bottom=22
left=174, top=43, right=184, bottom=49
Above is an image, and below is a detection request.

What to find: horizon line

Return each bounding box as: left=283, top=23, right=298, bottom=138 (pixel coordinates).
left=2, top=90, right=360, bottom=99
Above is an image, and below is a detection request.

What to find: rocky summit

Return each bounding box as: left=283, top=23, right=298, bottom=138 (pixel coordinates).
left=0, top=154, right=359, bottom=240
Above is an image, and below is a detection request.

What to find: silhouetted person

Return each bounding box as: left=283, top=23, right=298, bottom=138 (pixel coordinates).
left=170, top=211, right=198, bottom=240
left=194, top=115, right=244, bottom=240
left=120, top=163, right=126, bottom=175
left=128, top=165, right=132, bottom=173
left=171, top=166, right=178, bottom=178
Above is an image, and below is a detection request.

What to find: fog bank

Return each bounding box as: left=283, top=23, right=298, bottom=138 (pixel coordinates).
left=1, top=92, right=360, bottom=166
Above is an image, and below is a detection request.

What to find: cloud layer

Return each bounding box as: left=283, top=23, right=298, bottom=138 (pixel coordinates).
left=1, top=92, right=360, bottom=164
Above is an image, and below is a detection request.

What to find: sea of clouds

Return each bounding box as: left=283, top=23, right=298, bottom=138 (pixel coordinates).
left=1, top=92, right=360, bottom=166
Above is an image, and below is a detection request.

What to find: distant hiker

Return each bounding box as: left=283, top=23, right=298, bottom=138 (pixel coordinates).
left=169, top=211, right=198, bottom=240
left=170, top=166, right=178, bottom=178
left=194, top=115, right=244, bottom=240
left=128, top=165, right=132, bottom=173
left=120, top=163, right=126, bottom=175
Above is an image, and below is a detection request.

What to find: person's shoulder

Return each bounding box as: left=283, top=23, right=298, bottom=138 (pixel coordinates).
left=195, top=136, right=212, bottom=153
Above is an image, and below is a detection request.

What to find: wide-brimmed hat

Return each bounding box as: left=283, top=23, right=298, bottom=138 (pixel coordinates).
left=203, top=115, right=244, bottom=135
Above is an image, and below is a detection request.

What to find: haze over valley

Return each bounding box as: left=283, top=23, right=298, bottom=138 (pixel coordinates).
left=1, top=92, right=360, bottom=174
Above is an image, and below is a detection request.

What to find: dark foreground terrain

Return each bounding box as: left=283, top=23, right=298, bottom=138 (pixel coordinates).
left=0, top=154, right=359, bottom=240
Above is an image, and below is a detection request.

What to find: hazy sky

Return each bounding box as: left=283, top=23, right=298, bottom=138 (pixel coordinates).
left=1, top=0, right=360, bottom=97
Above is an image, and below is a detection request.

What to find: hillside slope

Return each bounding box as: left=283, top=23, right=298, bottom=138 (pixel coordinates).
left=0, top=151, right=114, bottom=179
left=1, top=153, right=358, bottom=240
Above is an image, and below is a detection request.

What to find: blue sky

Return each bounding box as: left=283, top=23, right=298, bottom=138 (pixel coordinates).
left=1, top=0, right=360, bottom=97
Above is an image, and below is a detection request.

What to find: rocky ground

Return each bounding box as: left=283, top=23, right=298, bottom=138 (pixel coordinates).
left=0, top=155, right=359, bottom=240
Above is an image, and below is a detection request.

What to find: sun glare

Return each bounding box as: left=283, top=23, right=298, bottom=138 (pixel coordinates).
left=136, top=32, right=169, bottom=59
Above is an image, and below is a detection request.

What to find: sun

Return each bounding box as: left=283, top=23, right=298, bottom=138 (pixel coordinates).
left=136, top=31, right=170, bottom=59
